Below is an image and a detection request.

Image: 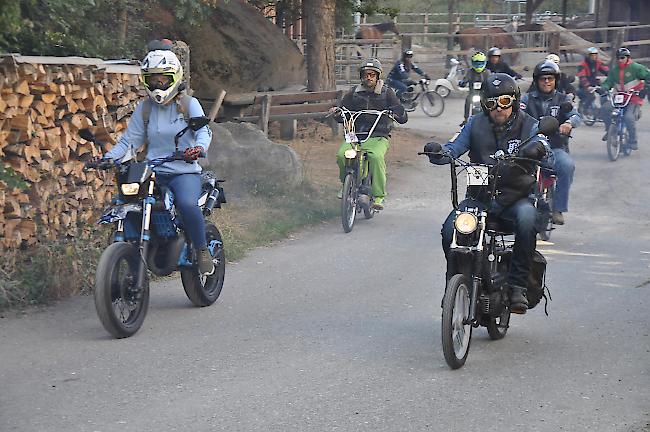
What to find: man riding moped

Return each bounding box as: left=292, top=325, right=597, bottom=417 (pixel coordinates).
left=599, top=47, right=650, bottom=149
left=386, top=49, right=430, bottom=101
left=576, top=47, right=609, bottom=107
left=520, top=60, right=581, bottom=226
left=424, top=73, right=548, bottom=314
left=458, top=51, right=490, bottom=126
left=334, top=59, right=408, bottom=210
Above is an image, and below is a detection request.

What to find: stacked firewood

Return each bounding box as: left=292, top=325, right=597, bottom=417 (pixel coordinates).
left=0, top=56, right=145, bottom=249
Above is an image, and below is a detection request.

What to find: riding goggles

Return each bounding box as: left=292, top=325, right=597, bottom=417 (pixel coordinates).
left=142, top=72, right=176, bottom=91
left=482, top=94, right=516, bottom=110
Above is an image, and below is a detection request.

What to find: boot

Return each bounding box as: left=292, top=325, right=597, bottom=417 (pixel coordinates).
left=509, top=284, right=528, bottom=315
left=630, top=140, right=638, bottom=150
left=197, top=247, right=215, bottom=276
left=551, top=211, right=564, bottom=225
left=601, top=132, right=608, bottom=142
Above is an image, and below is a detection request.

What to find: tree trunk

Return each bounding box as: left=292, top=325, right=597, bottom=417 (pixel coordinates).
left=525, top=0, right=545, bottom=27
left=305, top=0, right=336, bottom=92
left=118, top=0, right=128, bottom=46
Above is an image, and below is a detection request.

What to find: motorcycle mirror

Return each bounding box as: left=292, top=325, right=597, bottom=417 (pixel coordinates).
left=493, top=149, right=505, bottom=159
left=538, top=116, right=560, bottom=136
left=188, top=116, right=210, bottom=131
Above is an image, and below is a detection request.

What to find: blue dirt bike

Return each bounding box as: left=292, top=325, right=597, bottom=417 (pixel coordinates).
left=605, top=90, right=639, bottom=161
left=81, top=117, right=226, bottom=338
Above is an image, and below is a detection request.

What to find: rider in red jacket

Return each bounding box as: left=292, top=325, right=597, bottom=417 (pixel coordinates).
left=576, top=47, right=609, bottom=104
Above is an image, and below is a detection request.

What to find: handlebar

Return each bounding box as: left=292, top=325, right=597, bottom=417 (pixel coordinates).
left=84, top=152, right=186, bottom=172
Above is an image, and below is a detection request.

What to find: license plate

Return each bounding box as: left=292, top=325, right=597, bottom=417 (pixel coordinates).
left=345, top=132, right=358, bottom=143
left=466, top=165, right=489, bottom=186
left=614, top=94, right=625, bottom=104
left=473, top=82, right=482, bottom=90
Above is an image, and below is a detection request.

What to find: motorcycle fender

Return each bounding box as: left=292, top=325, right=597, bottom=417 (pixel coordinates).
left=434, top=79, right=453, bottom=91
left=98, top=203, right=142, bottom=224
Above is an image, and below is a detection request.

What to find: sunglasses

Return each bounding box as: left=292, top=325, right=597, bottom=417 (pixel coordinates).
left=618, top=56, right=629, bottom=60
left=483, top=94, right=516, bottom=111
left=538, top=76, right=556, bottom=82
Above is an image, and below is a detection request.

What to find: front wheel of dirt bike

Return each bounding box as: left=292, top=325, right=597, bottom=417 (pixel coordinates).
left=487, top=307, right=511, bottom=340
left=606, top=124, right=620, bottom=161
left=94, top=242, right=149, bottom=338
left=341, top=173, right=357, bottom=233
left=538, top=186, right=554, bottom=241
left=436, top=85, right=451, bottom=98
left=441, top=274, right=473, bottom=369
left=181, top=223, right=226, bottom=307
left=421, top=90, right=445, bottom=117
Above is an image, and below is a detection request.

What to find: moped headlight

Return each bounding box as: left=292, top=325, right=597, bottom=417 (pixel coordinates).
left=120, top=183, right=140, bottom=196
left=455, top=212, right=478, bottom=234
left=344, top=149, right=357, bottom=159
left=472, top=94, right=481, bottom=103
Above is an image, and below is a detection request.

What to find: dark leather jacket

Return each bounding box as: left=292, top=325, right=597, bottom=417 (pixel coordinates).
left=338, top=82, right=408, bottom=139
left=521, top=89, right=580, bottom=150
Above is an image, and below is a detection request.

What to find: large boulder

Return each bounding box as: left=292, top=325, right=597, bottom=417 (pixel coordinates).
left=206, top=122, right=303, bottom=191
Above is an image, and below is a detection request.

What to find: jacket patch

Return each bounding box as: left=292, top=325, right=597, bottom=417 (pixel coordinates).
left=507, top=139, right=522, bottom=154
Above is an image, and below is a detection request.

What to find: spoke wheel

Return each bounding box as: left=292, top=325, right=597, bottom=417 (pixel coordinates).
left=94, top=242, right=149, bottom=338
left=606, top=124, right=620, bottom=161
left=181, top=223, right=226, bottom=307
left=361, top=170, right=374, bottom=219
left=441, top=274, right=473, bottom=369
left=421, top=90, right=445, bottom=117
left=341, top=174, right=357, bottom=233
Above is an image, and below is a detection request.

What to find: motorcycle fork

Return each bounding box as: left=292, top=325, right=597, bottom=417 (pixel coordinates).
left=136, top=178, right=156, bottom=290
left=467, top=213, right=487, bottom=326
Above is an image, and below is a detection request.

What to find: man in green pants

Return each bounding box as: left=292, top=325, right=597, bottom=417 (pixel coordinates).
left=334, top=58, right=408, bottom=210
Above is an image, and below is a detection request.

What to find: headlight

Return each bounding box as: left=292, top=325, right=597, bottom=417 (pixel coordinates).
left=472, top=95, right=481, bottom=103
left=344, top=149, right=357, bottom=159
left=455, top=212, right=478, bottom=234
left=120, top=183, right=140, bottom=195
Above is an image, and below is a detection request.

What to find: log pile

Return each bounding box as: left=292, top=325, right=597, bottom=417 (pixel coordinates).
left=0, top=55, right=145, bottom=249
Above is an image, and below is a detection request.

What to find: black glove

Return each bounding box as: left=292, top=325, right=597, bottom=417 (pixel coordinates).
left=639, top=89, right=646, bottom=99
left=518, top=139, right=547, bottom=160
left=183, top=146, right=204, bottom=162
left=423, top=141, right=446, bottom=163
left=596, top=87, right=606, bottom=96
left=390, top=104, right=405, bottom=118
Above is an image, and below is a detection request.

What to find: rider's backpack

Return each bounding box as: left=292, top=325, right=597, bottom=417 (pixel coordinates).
left=527, top=250, right=551, bottom=314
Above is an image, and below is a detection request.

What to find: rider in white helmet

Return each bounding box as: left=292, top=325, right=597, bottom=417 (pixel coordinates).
left=102, top=47, right=216, bottom=275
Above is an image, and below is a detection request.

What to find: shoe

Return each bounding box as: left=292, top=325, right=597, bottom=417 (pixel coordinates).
left=508, top=284, right=528, bottom=315
left=630, top=141, right=638, bottom=150
left=602, top=132, right=608, bottom=142
left=459, top=120, right=466, bottom=127
left=372, top=197, right=384, bottom=210
left=337, top=187, right=343, bottom=199
left=197, top=247, right=215, bottom=276
left=551, top=211, right=564, bottom=225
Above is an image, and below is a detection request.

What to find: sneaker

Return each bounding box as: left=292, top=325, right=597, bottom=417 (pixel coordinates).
left=508, top=284, right=528, bottom=315
left=630, top=141, right=638, bottom=150
left=551, top=211, right=564, bottom=225
left=372, top=197, right=384, bottom=210
left=459, top=120, right=466, bottom=127
left=337, top=187, right=343, bottom=199
left=602, top=132, right=608, bottom=142
left=197, top=247, right=215, bottom=276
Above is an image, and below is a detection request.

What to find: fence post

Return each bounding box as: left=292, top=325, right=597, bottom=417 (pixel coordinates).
left=423, top=13, right=429, bottom=45
left=550, top=32, right=561, bottom=56
left=258, top=95, right=271, bottom=137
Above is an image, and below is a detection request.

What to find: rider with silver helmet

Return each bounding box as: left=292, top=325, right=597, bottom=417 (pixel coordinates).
left=102, top=47, right=215, bottom=275
left=576, top=47, right=609, bottom=104
left=424, top=73, right=547, bottom=314
left=387, top=49, right=430, bottom=100
left=599, top=47, right=650, bottom=149
left=486, top=46, right=522, bottom=80
left=333, top=58, right=408, bottom=210
left=521, top=60, right=581, bottom=226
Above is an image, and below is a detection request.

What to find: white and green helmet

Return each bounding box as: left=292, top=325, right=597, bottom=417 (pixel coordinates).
left=140, top=50, right=184, bottom=105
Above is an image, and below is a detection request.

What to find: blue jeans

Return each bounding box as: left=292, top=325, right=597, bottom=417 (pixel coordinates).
left=157, top=173, right=207, bottom=249
left=441, top=198, right=537, bottom=288
left=386, top=78, right=409, bottom=98
left=550, top=148, right=575, bottom=213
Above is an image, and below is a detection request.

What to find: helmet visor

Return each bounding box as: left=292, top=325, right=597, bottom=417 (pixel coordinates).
left=472, top=59, right=487, bottom=70
left=142, top=72, right=176, bottom=91
left=483, top=94, right=516, bottom=111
